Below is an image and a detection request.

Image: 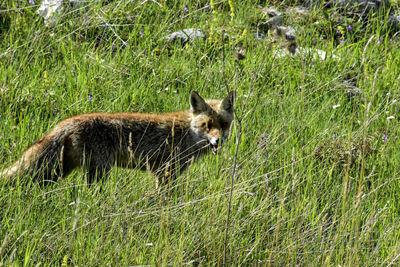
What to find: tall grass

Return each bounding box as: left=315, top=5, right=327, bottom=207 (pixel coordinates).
left=1, top=0, right=400, bottom=265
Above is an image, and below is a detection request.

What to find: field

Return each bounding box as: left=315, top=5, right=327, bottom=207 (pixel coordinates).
left=1, top=0, right=400, bottom=265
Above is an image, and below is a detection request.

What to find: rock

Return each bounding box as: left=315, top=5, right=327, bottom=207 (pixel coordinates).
left=388, top=14, right=400, bottom=30
left=285, top=28, right=297, bottom=42
left=287, top=7, right=309, bottom=16
left=254, top=32, right=267, bottom=40
left=37, top=0, right=85, bottom=26
left=266, top=16, right=285, bottom=29
left=275, top=26, right=297, bottom=42
left=37, top=0, right=62, bottom=26
left=346, top=86, right=362, bottom=99
left=336, top=0, right=391, bottom=16
left=260, top=7, right=282, bottom=17
left=275, top=47, right=340, bottom=61
left=165, top=28, right=206, bottom=46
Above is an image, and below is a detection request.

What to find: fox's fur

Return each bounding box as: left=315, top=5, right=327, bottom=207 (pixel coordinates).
left=1, top=91, right=235, bottom=185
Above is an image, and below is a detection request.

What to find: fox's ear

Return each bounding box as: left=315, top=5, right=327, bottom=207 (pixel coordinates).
left=220, top=90, right=235, bottom=114
left=190, top=91, right=209, bottom=114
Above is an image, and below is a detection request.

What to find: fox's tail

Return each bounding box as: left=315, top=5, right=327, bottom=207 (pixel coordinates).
left=1, top=130, right=70, bottom=183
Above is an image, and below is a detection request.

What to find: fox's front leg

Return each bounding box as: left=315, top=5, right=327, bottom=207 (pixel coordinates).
left=155, top=157, right=192, bottom=192
left=155, top=160, right=176, bottom=189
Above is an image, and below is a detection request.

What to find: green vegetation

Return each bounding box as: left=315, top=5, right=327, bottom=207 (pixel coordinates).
left=1, top=0, right=400, bottom=265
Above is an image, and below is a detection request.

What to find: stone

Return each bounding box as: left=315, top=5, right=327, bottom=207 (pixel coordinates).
left=165, top=28, right=206, bottom=46
left=267, top=16, right=285, bottom=29
left=260, top=7, right=282, bottom=17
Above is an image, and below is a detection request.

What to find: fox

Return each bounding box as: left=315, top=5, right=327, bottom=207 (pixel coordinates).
left=1, top=91, right=235, bottom=186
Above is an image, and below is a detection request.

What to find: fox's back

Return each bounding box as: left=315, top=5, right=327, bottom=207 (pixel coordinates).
left=57, top=111, right=194, bottom=159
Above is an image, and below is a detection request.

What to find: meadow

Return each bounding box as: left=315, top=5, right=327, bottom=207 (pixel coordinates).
left=1, top=0, right=400, bottom=265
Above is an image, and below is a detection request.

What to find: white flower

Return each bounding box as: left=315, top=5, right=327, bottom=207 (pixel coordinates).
left=387, top=116, right=395, bottom=120
left=332, top=104, right=340, bottom=109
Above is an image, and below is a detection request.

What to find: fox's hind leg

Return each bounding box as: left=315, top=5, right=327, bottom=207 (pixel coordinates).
left=82, top=152, right=114, bottom=184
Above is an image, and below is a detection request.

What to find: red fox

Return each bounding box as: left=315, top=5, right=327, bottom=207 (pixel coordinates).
left=1, top=91, right=235, bottom=185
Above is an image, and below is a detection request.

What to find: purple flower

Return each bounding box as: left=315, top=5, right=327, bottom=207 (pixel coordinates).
left=184, top=5, right=189, bottom=13
left=347, top=25, right=352, bottom=31
left=336, top=29, right=342, bottom=37
left=140, top=28, right=144, bottom=37
left=378, top=38, right=381, bottom=45
left=44, top=90, right=48, bottom=97
left=340, top=39, right=345, bottom=44
left=332, top=132, right=337, bottom=140
left=382, top=134, right=389, bottom=143
left=88, top=94, right=93, bottom=101
left=330, top=13, right=335, bottom=18
left=29, top=0, right=35, bottom=5
left=345, top=151, right=351, bottom=155
left=394, top=136, right=398, bottom=142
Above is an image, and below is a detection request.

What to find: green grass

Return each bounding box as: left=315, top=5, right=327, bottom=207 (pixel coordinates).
left=1, top=0, right=400, bottom=265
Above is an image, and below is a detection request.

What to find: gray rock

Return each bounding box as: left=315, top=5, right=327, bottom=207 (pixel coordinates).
left=284, top=27, right=297, bottom=42
left=388, top=14, right=400, bottom=30
left=166, top=28, right=206, bottom=45
left=287, top=7, right=309, bottom=16
left=260, top=7, right=282, bottom=17
left=346, top=86, right=361, bottom=99
left=275, top=26, right=297, bottom=42
left=336, top=0, right=391, bottom=15
left=267, top=16, right=285, bottom=29
left=254, top=32, right=267, bottom=40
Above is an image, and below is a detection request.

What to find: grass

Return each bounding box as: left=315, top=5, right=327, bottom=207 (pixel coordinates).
left=1, top=0, right=400, bottom=265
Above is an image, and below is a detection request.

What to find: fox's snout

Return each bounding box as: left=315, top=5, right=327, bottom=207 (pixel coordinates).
left=208, top=136, right=220, bottom=154
left=207, top=128, right=229, bottom=154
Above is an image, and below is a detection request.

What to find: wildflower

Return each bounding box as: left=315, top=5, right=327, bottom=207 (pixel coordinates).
left=44, top=90, right=48, bottom=97
left=377, top=38, right=381, bottom=45
left=10, top=187, right=15, bottom=191
left=184, top=5, right=189, bottom=13
left=140, top=28, right=144, bottom=37
left=345, top=151, right=351, bottom=155
left=340, top=39, right=345, bottom=44
left=347, top=25, right=352, bottom=31
left=330, top=13, right=335, bottom=18
left=387, top=116, right=395, bottom=120
left=88, top=94, right=93, bottom=101
left=382, top=134, right=389, bottom=143
left=333, top=104, right=340, bottom=109
left=332, top=132, right=337, bottom=140
left=394, top=136, right=398, bottom=142
left=29, top=0, right=35, bottom=5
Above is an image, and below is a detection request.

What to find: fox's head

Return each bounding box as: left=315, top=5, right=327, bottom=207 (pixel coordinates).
left=189, top=90, right=235, bottom=154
